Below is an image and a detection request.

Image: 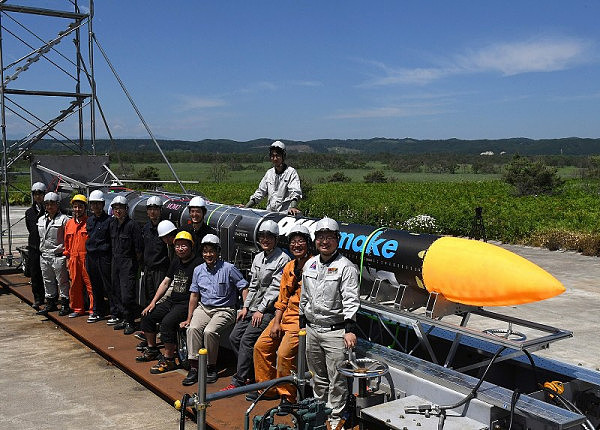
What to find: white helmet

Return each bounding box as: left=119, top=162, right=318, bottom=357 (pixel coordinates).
left=258, top=220, right=279, bottom=237
left=88, top=190, right=105, bottom=202
left=189, top=196, right=207, bottom=210
left=201, top=234, right=220, bottom=248
left=146, top=196, right=162, bottom=207
left=157, top=220, right=177, bottom=237
left=314, top=217, right=339, bottom=233
left=270, top=140, right=285, bottom=152
left=44, top=192, right=60, bottom=202
left=111, top=195, right=128, bottom=207
left=288, top=224, right=311, bottom=241
left=31, top=182, right=47, bottom=193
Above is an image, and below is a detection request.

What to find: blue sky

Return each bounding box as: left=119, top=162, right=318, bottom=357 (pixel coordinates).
left=2, top=1, right=600, bottom=141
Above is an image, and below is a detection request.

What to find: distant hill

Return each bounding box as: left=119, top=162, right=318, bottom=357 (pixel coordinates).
left=29, top=137, right=600, bottom=155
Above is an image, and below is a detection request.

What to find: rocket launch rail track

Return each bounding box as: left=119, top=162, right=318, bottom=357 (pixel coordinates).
left=4, top=162, right=600, bottom=429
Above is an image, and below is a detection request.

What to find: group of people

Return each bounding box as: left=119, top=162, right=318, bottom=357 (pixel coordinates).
left=24, top=141, right=359, bottom=428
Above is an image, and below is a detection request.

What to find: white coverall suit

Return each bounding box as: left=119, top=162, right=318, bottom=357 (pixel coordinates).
left=37, top=211, right=70, bottom=301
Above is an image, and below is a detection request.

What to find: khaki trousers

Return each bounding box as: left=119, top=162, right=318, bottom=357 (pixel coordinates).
left=305, top=326, right=348, bottom=424
left=187, top=302, right=235, bottom=366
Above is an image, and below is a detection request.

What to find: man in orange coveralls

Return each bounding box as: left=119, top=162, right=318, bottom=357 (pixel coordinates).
left=64, top=194, right=94, bottom=317
left=248, top=224, right=313, bottom=403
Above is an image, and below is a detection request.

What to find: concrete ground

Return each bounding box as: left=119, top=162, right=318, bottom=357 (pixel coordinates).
left=0, top=290, right=195, bottom=430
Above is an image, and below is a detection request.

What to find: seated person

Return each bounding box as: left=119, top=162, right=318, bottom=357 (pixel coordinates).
left=136, top=231, right=202, bottom=374
left=180, top=234, right=249, bottom=386
left=222, top=220, right=290, bottom=391
left=250, top=225, right=312, bottom=402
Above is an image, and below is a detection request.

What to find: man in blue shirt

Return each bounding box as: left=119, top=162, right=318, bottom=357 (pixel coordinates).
left=180, top=234, right=248, bottom=386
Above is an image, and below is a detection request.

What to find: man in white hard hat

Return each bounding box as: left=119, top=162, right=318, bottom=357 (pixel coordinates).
left=85, top=190, right=112, bottom=323
left=183, top=196, right=214, bottom=257
left=180, top=234, right=248, bottom=386
left=25, top=182, right=47, bottom=310
left=140, top=196, right=169, bottom=308
left=299, top=217, right=360, bottom=429
left=242, top=141, right=302, bottom=215
left=36, top=192, right=70, bottom=316
left=222, top=220, right=290, bottom=391
left=109, top=195, right=143, bottom=335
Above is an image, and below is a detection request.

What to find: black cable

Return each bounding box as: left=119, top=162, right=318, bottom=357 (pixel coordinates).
left=541, top=387, right=595, bottom=430
left=179, top=393, right=190, bottom=430
left=439, top=346, right=507, bottom=411
left=508, top=388, right=521, bottom=430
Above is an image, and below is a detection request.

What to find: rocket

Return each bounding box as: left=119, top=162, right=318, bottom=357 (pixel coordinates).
left=107, top=190, right=565, bottom=308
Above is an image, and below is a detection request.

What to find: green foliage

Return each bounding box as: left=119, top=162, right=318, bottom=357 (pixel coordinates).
left=322, top=171, right=351, bottom=183
left=502, top=155, right=565, bottom=196
left=136, top=165, right=160, bottom=181
left=210, top=163, right=230, bottom=183
left=364, top=170, right=388, bottom=183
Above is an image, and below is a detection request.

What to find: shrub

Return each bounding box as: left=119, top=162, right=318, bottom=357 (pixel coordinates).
left=502, top=155, right=564, bottom=196
left=327, top=171, right=351, bottom=183
left=364, top=170, right=387, bottom=183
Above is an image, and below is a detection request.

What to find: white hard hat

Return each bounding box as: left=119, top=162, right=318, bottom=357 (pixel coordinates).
left=314, top=217, right=339, bottom=233
left=44, top=192, right=60, bottom=202
left=201, top=234, right=220, bottom=247
left=88, top=190, right=105, bottom=202
left=111, top=195, right=128, bottom=206
left=31, top=182, right=47, bottom=193
left=258, top=220, right=279, bottom=237
left=157, top=220, right=177, bottom=237
left=189, top=196, right=206, bottom=209
left=146, top=196, right=162, bottom=207
left=288, top=224, right=311, bottom=239
left=270, top=140, right=285, bottom=152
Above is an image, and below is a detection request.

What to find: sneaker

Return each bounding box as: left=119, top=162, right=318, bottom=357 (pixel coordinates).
left=87, top=313, right=103, bottom=323
left=68, top=311, right=85, bottom=318
left=123, top=323, right=137, bottom=335
left=136, top=340, right=148, bottom=351
left=220, top=383, right=240, bottom=392
left=133, top=332, right=146, bottom=341
left=182, top=368, right=198, bottom=386
left=206, top=366, right=218, bottom=384
left=113, top=321, right=126, bottom=330
left=245, top=390, right=280, bottom=402
left=136, top=347, right=160, bottom=362
left=106, top=317, right=121, bottom=326
left=150, top=358, right=177, bottom=374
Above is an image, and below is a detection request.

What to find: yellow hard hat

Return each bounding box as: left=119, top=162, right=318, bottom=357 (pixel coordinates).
left=174, top=230, right=194, bottom=245
left=71, top=194, right=88, bottom=205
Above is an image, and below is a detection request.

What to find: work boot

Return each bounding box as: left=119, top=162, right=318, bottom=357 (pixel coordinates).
left=206, top=365, right=218, bottom=384
left=182, top=368, right=198, bottom=386
left=37, top=298, right=57, bottom=315
left=58, top=298, right=71, bottom=316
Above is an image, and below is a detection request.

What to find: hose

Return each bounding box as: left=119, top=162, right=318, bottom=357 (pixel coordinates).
left=179, top=393, right=190, bottom=430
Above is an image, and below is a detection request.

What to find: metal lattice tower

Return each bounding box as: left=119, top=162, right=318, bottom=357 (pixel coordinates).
left=0, top=0, right=97, bottom=260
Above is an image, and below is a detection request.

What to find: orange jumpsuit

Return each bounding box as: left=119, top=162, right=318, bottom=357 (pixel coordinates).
left=253, top=257, right=308, bottom=402
left=64, top=216, right=94, bottom=314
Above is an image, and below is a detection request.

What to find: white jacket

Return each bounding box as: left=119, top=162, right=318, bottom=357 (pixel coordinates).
left=244, top=247, right=291, bottom=313
left=37, top=212, right=69, bottom=257
left=250, top=165, right=302, bottom=212
left=300, top=252, right=360, bottom=327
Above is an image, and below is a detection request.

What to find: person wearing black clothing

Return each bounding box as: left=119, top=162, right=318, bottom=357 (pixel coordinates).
left=25, top=182, right=47, bottom=310
left=137, top=231, right=202, bottom=374
left=140, top=196, right=169, bottom=308
left=109, top=196, right=143, bottom=335
left=182, top=196, right=214, bottom=257
left=85, top=190, right=112, bottom=323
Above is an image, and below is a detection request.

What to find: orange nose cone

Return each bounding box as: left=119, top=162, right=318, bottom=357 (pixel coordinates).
left=422, top=237, right=565, bottom=306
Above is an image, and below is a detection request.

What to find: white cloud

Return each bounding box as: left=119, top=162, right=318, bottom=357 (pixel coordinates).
left=330, top=102, right=449, bottom=119
left=364, top=36, right=592, bottom=86
left=176, top=95, right=227, bottom=111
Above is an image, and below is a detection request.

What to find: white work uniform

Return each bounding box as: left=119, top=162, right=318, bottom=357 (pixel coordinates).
left=249, top=165, right=302, bottom=213
left=300, top=252, right=360, bottom=426
left=37, top=211, right=70, bottom=300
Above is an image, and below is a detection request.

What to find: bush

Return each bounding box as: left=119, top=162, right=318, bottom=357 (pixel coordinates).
left=502, top=155, right=564, bottom=196
left=364, top=170, right=387, bottom=183
left=326, top=171, right=351, bottom=183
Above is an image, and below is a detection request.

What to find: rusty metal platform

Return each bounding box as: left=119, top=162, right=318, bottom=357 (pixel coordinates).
left=0, top=272, right=279, bottom=430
